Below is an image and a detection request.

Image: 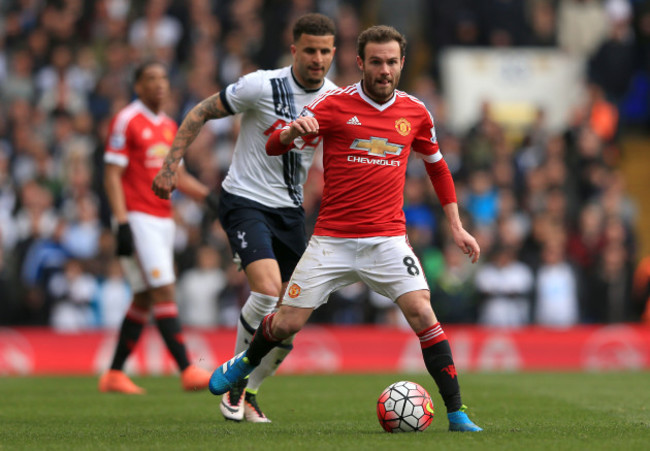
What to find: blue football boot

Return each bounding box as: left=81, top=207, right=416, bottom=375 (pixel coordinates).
left=209, top=351, right=255, bottom=396
left=448, top=405, right=483, bottom=432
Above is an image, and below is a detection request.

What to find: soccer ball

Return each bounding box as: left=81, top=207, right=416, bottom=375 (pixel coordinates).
left=376, top=381, right=434, bottom=433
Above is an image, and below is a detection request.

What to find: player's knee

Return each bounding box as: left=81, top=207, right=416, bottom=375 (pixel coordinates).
left=133, top=292, right=153, bottom=309
left=250, top=279, right=283, bottom=298
left=149, top=284, right=175, bottom=303
left=272, top=316, right=303, bottom=339
left=399, top=292, right=435, bottom=330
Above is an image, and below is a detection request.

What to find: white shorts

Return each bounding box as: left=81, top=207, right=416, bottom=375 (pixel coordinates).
left=282, top=235, right=429, bottom=309
left=120, top=211, right=175, bottom=293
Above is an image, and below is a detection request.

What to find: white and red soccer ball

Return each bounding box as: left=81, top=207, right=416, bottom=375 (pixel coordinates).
left=377, top=381, right=434, bottom=432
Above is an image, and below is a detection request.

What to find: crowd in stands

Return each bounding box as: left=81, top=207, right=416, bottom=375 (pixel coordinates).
left=1, top=0, right=650, bottom=331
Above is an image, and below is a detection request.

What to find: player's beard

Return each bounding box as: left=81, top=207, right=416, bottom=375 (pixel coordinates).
left=296, top=64, right=325, bottom=89
left=362, top=71, right=400, bottom=103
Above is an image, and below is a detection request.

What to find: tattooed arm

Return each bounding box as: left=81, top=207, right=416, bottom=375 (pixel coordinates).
left=152, top=93, right=231, bottom=199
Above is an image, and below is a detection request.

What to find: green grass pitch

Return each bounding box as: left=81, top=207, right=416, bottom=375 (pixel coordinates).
left=1, top=372, right=649, bottom=450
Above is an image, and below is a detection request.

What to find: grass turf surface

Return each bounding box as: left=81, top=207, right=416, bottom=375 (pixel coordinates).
left=1, top=372, right=649, bottom=450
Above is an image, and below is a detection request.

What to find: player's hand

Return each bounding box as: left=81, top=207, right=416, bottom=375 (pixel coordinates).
left=116, top=223, right=135, bottom=256
left=283, top=116, right=320, bottom=143
left=450, top=227, right=480, bottom=264
left=152, top=167, right=177, bottom=199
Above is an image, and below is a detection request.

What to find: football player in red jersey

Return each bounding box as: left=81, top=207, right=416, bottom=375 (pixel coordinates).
left=99, top=61, right=214, bottom=394
left=210, top=25, right=483, bottom=432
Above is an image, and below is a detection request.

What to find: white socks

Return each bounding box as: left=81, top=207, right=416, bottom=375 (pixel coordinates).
left=234, top=291, right=294, bottom=393
left=247, top=335, right=295, bottom=392
left=234, top=292, right=278, bottom=354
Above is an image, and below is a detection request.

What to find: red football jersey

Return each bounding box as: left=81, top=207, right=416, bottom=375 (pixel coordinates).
left=302, top=83, right=443, bottom=238
left=104, top=100, right=177, bottom=218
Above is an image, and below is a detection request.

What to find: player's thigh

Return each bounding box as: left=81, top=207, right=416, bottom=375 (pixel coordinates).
left=121, top=212, right=175, bottom=293
left=358, top=235, right=429, bottom=302
left=281, top=236, right=360, bottom=310
left=221, top=207, right=276, bottom=268
left=270, top=210, right=307, bottom=283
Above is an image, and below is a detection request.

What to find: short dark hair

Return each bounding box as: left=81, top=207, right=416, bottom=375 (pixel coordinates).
left=357, top=25, right=406, bottom=61
left=292, top=13, right=336, bottom=41
left=133, top=60, right=166, bottom=83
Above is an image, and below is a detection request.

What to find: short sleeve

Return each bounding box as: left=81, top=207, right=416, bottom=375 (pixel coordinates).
left=222, top=70, right=265, bottom=115
left=412, top=105, right=441, bottom=163
left=104, top=115, right=130, bottom=167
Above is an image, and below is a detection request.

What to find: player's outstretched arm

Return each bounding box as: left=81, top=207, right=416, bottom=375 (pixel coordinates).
left=266, top=116, right=320, bottom=156
left=152, top=93, right=231, bottom=199
left=442, top=202, right=481, bottom=264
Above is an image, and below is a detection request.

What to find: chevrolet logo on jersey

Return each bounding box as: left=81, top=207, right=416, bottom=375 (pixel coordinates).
left=350, top=137, right=404, bottom=158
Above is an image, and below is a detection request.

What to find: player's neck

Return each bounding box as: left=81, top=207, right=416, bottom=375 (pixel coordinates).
left=140, top=98, right=162, bottom=115
left=360, top=81, right=394, bottom=105
left=291, top=67, right=323, bottom=92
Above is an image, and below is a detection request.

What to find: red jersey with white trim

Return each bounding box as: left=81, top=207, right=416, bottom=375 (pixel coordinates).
left=104, top=100, right=177, bottom=218
left=302, top=82, right=443, bottom=237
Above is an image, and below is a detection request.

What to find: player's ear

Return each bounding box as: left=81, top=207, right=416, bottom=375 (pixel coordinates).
left=133, top=81, right=142, bottom=98
left=290, top=44, right=297, bottom=57
left=356, top=55, right=363, bottom=71
left=400, top=56, right=405, bottom=69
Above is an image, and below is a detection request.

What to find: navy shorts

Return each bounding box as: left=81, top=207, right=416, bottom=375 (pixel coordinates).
left=218, top=190, right=307, bottom=282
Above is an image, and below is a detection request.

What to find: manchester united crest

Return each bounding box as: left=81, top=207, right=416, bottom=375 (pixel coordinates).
left=163, top=128, right=174, bottom=142
left=287, top=283, right=301, bottom=298
left=395, top=118, right=411, bottom=136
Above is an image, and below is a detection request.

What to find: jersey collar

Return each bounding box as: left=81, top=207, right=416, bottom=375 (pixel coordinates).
left=135, top=99, right=166, bottom=125
left=290, top=66, right=324, bottom=93
left=356, top=82, right=396, bottom=111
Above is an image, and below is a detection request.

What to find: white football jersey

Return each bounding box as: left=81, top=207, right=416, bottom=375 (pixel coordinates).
left=220, top=66, right=337, bottom=208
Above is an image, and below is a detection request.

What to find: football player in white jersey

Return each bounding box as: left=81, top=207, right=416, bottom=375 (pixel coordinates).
left=152, top=13, right=337, bottom=422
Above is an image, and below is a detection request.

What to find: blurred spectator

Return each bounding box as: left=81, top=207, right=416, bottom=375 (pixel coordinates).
left=632, top=255, right=650, bottom=323
left=587, top=83, right=619, bottom=142
left=476, top=0, right=530, bottom=47
left=465, top=169, right=499, bottom=229
left=430, top=242, right=479, bottom=323
left=528, top=0, right=558, bottom=47
left=128, top=0, right=183, bottom=61
left=177, top=245, right=227, bottom=327
left=0, top=232, right=17, bottom=324
left=94, top=259, right=131, bottom=329
left=1, top=47, right=36, bottom=103
left=326, top=282, right=367, bottom=325
left=567, top=203, right=605, bottom=277
left=61, top=194, right=101, bottom=260
left=588, top=0, right=638, bottom=104
left=583, top=242, right=633, bottom=322
left=367, top=290, right=409, bottom=328
left=217, top=264, right=250, bottom=327
left=48, top=259, right=97, bottom=331
left=475, top=244, right=535, bottom=327
left=403, top=175, right=437, bottom=253
left=533, top=234, right=580, bottom=327
left=36, top=45, right=90, bottom=115
left=557, top=0, right=608, bottom=56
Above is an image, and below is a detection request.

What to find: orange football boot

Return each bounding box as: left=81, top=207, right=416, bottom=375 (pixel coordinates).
left=181, top=364, right=211, bottom=391
left=98, top=370, right=146, bottom=394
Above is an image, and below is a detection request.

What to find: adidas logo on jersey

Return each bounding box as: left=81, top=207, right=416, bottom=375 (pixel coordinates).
left=346, top=116, right=361, bottom=125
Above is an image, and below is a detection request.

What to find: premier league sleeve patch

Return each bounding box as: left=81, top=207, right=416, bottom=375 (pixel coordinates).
left=109, top=133, right=126, bottom=150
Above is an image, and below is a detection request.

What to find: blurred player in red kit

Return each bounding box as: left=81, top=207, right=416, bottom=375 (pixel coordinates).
left=100, top=61, right=214, bottom=394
